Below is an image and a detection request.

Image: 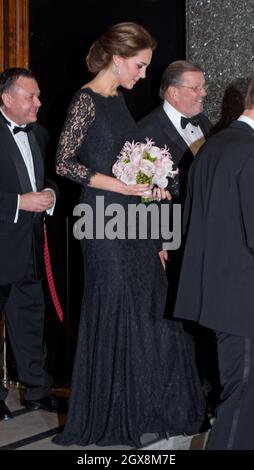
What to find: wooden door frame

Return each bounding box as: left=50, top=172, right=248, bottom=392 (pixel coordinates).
left=0, top=0, right=29, bottom=71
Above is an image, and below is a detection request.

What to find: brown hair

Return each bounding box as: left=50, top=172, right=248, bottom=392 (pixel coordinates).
left=86, top=22, right=156, bottom=75
left=159, top=60, right=204, bottom=100
left=244, top=78, right=254, bottom=109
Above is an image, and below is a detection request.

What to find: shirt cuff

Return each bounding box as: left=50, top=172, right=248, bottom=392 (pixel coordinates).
left=14, top=194, right=20, bottom=223
left=44, top=188, right=56, bottom=216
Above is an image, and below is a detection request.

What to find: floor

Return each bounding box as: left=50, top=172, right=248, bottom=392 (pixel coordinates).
left=0, top=384, right=206, bottom=451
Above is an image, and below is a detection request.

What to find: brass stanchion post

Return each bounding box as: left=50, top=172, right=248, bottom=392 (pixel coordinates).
left=66, top=216, right=70, bottom=366
left=0, top=311, right=8, bottom=385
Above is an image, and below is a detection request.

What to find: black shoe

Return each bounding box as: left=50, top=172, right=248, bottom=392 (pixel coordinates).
left=22, top=395, right=60, bottom=413
left=0, top=400, right=13, bottom=421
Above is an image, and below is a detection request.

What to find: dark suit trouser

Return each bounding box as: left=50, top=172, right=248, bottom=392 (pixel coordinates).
left=207, top=332, right=254, bottom=450
left=0, top=253, right=52, bottom=401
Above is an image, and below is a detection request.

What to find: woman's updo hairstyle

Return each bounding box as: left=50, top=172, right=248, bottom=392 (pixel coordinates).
left=86, top=22, right=156, bottom=75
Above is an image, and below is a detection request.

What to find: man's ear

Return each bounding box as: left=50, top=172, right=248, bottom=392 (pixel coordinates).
left=165, top=85, right=177, bottom=103
left=2, top=91, right=12, bottom=109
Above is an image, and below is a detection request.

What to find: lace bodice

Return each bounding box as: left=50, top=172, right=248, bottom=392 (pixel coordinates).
left=56, top=87, right=138, bottom=187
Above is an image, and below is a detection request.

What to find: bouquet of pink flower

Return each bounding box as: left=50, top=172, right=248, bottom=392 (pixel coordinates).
left=112, top=138, right=178, bottom=202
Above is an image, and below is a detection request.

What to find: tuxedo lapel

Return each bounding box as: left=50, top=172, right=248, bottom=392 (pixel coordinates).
left=0, top=122, right=33, bottom=193
left=158, top=107, right=189, bottom=156
left=28, top=131, right=45, bottom=191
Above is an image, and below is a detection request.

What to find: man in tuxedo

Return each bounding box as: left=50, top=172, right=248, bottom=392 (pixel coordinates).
left=138, top=61, right=219, bottom=427
left=174, top=77, right=254, bottom=449
left=139, top=60, right=212, bottom=202
left=0, top=67, right=58, bottom=420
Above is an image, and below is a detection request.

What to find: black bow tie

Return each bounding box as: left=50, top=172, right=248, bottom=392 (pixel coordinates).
left=181, top=115, right=200, bottom=129
left=0, top=112, right=33, bottom=134
left=13, top=124, right=33, bottom=134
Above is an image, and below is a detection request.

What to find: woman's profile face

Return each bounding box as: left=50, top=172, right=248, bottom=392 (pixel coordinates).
left=117, top=48, right=153, bottom=89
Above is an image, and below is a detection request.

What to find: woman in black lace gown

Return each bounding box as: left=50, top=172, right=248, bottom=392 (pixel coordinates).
left=53, top=22, right=205, bottom=448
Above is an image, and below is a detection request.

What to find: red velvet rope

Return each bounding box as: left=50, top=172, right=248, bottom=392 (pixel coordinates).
left=44, top=223, right=64, bottom=322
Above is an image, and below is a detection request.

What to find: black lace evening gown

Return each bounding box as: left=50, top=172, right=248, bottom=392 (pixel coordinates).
left=53, top=88, right=205, bottom=447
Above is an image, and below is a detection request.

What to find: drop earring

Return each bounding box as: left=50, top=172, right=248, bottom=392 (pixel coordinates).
left=113, top=64, right=120, bottom=76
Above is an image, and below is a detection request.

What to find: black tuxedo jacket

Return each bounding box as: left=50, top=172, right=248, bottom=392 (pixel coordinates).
left=174, top=121, right=254, bottom=338
left=0, top=118, right=50, bottom=284
left=138, top=105, right=212, bottom=202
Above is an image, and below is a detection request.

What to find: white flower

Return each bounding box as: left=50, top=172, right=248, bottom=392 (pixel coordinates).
left=119, top=162, right=138, bottom=185
left=139, top=159, right=155, bottom=177
left=152, top=176, right=168, bottom=188
left=149, top=146, right=162, bottom=159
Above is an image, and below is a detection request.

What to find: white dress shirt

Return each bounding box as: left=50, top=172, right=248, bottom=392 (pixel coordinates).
left=163, top=101, right=205, bottom=156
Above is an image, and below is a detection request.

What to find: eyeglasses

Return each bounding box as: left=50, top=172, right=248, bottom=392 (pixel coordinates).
left=176, top=84, right=208, bottom=93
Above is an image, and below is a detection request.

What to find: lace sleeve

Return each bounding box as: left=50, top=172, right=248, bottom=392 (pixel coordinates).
left=56, top=91, right=96, bottom=185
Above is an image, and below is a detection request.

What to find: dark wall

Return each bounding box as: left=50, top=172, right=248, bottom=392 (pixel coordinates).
left=29, top=0, right=185, bottom=381
left=30, top=0, right=185, bottom=127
